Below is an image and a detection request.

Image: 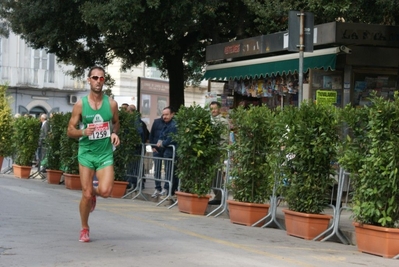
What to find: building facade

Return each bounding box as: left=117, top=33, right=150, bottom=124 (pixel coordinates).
left=0, top=31, right=208, bottom=119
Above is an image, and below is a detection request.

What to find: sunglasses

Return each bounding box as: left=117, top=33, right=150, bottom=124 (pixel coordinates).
left=90, top=76, right=105, bottom=82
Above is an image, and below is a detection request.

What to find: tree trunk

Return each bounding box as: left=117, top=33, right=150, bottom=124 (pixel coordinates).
left=165, top=52, right=185, bottom=110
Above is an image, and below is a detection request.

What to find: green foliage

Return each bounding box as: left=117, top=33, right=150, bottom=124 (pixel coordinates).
left=60, top=113, right=79, bottom=175
left=229, top=105, right=276, bottom=203
left=113, top=110, right=141, bottom=181
left=2, top=1, right=398, bottom=108
left=12, top=116, right=41, bottom=166
left=173, top=105, right=225, bottom=197
left=0, top=85, right=14, bottom=157
left=45, top=113, right=67, bottom=170
left=337, top=104, right=369, bottom=174
left=281, top=101, right=339, bottom=214
left=339, top=92, right=399, bottom=227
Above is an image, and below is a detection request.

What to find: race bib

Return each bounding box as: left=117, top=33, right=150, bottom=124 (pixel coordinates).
left=88, top=122, right=111, bottom=140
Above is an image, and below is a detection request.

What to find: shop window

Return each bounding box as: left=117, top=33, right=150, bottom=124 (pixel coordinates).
left=353, top=72, right=397, bottom=107
left=311, top=69, right=343, bottom=107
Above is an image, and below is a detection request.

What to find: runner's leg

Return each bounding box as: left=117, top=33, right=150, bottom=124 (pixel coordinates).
left=95, top=165, right=115, bottom=198
left=79, top=164, right=95, bottom=230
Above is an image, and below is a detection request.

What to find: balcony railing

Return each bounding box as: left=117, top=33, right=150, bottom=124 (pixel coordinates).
left=0, top=66, right=86, bottom=90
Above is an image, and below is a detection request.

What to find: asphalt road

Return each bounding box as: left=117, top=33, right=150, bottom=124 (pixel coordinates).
left=0, top=174, right=397, bottom=267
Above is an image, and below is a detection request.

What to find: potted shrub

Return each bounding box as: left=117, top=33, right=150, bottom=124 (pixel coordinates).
left=173, top=104, right=225, bottom=215
left=60, top=112, right=81, bottom=189
left=12, top=115, right=41, bottom=178
left=44, top=113, right=65, bottom=184
left=227, top=105, right=276, bottom=226
left=0, top=85, right=14, bottom=169
left=280, top=101, right=338, bottom=240
left=339, top=93, right=399, bottom=258
left=111, top=109, right=141, bottom=198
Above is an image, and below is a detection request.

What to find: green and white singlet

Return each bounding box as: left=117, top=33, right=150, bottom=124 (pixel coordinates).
left=78, top=94, right=114, bottom=170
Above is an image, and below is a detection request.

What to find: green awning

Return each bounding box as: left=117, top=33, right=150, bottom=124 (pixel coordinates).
left=203, top=47, right=339, bottom=80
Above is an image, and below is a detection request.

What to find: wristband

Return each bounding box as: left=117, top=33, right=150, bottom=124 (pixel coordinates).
left=82, top=129, right=85, bottom=137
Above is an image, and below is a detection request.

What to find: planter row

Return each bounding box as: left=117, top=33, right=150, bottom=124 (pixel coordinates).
left=175, top=192, right=399, bottom=259
left=11, top=165, right=128, bottom=198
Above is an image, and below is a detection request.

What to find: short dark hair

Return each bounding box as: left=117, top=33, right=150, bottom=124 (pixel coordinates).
left=163, top=106, right=175, bottom=113
left=209, top=101, right=221, bottom=108
left=88, top=66, right=106, bottom=77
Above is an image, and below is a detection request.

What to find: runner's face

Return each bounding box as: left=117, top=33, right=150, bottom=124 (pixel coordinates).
left=88, top=69, right=105, bottom=93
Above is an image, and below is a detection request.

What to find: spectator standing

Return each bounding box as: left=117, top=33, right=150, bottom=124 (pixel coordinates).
left=156, top=106, right=178, bottom=198
left=208, top=101, right=229, bottom=205
left=149, top=115, right=165, bottom=197
left=38, top=113, right=50, bottom=169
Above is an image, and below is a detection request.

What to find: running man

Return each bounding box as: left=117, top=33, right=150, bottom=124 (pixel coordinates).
left=67, top=66, right=120, bottom=242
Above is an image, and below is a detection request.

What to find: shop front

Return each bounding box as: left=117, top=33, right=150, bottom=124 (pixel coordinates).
left=203, top=21, right=399, bottom=111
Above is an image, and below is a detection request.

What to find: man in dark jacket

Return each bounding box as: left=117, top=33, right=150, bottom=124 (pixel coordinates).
left=149, top=115, right=165, bottom=197
left=156, top=106, right=178, bottom=198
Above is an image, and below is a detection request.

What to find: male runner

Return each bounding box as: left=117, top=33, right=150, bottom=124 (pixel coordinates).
left=67, top=66, right=120, bottom=242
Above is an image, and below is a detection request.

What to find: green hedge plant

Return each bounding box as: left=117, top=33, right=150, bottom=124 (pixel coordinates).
left=12, top=116, right=41, bottom=166
left=60, top=113, right=79, bottom=174
left=340, top=92, right=399, bottom=228
left=0, top=85, right=14, bottom=158
left=281, top=101, right=339, bottom=214
left=173, top=104, right=225, bottom=197
left=45, top=113, right=66, bottom=170
left=113, top=110, right=141, bottom=181
left=228, top=105, right=276, bottom=203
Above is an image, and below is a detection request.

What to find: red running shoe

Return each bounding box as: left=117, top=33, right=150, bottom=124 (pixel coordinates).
left=79, top=228, right=90, bottom=242
left=90, top=195, right=96, bottom=213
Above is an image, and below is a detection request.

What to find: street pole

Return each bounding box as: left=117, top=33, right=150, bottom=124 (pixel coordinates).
left=298, top=10, right=304, bottom=107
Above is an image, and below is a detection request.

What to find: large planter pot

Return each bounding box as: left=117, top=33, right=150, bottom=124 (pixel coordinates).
left=12, top=164, right=32, bottom=179
left=64, top=173, right=82, bottom=190
left=227, top=200, right=270, bottom=226
left=0, top=156, right=4, bottom=170
left=175, top=191, right=211, bottom=215
left=46, top=169, right=63, bottom=185
left=283, top=209, right=332, bottom=240
left=354, top=222, right=399, bottom=258
left=110, top=181, right=129, bottom=198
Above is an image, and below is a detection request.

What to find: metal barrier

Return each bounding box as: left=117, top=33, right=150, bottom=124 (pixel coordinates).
left=206, top=150, right=230, bottom=218
left=29, top=145, right=46, bottom=180
left=1, top=157, right=13, bottom=174
left=122, top=145, right=145, bottom=199
left=314, top=167, right=351, bottom=244
left=123, top=144, right=177, bottom=207
left=251, top=171, right=285, bottom=229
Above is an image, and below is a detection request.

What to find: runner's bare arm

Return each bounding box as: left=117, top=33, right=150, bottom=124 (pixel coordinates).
left=67, top=100, right=85, bottom=138
left=110, top=99, right=120, bottom=134
left=109, top=98, right=120, bottom=146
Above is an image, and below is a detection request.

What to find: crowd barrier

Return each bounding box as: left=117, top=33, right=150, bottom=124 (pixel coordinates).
left=123, top=144, right=177, bottom=207
left=121, top=145, right=356, bottom=246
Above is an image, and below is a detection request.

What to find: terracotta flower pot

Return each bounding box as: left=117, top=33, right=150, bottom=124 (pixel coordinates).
left=46, top=169, right=63, bottom=184
left=110, top=181, right=129, bottom=198
left=354, top=222, right=399, bottom=258
left=0, top=156, right=4, bottom=170
left=175, top=191, right=211, bottom=215
left=283, top=209, right=332, bottom=240
left=64, top=173, right=82, bottom=190
left=12, top=164, right=32, bottom=179
left=227, top=200, right=270, bottom=226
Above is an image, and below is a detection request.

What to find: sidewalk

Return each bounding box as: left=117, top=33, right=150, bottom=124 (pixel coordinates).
left=129, top=181, right=357, bottom=246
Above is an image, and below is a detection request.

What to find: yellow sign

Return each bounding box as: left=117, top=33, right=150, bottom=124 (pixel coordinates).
left=316, top=90, right=337, bottom=105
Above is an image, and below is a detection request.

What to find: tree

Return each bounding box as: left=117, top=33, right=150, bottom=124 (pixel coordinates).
left=1, top=1, right=398, bottom=109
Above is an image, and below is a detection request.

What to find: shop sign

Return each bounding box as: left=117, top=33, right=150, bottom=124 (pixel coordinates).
left=316, top=90, right=337, bottom=105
